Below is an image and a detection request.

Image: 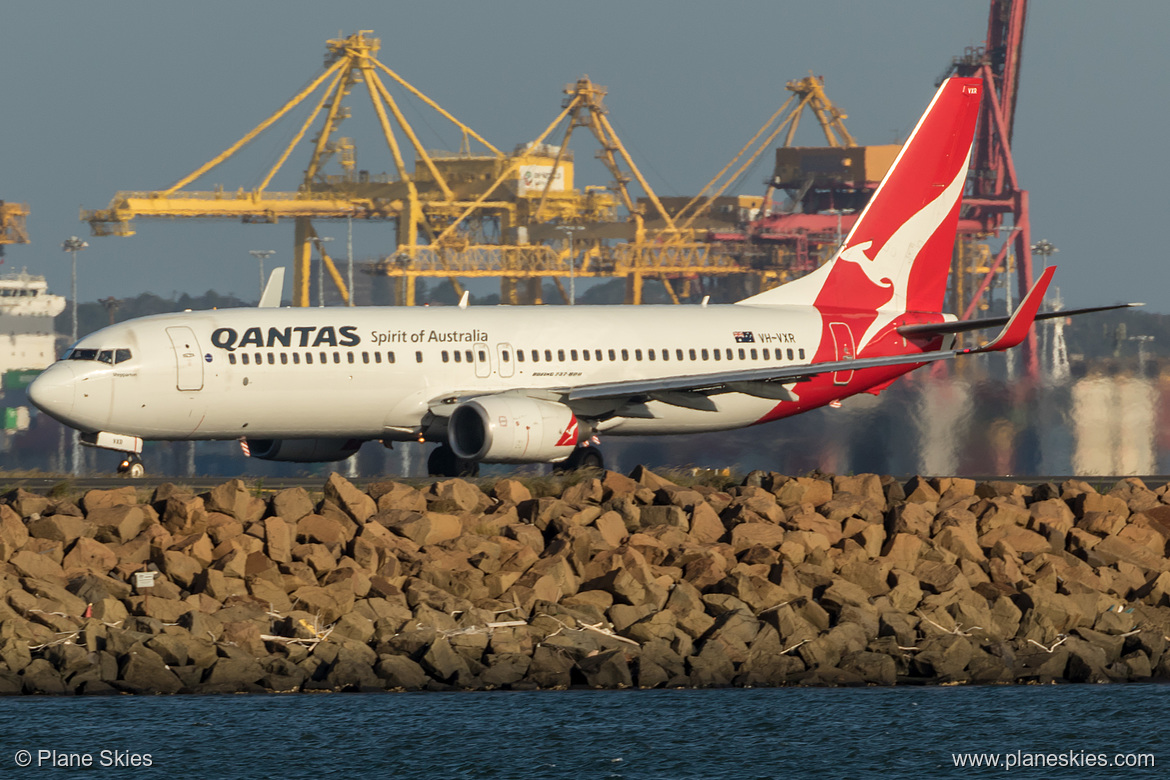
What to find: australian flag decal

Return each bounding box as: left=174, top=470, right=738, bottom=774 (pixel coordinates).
left=733, top=331, right=755, bottom=343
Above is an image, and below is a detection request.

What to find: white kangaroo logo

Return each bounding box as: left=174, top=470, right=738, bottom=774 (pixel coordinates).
left=844, top=158, right=969, bottom=351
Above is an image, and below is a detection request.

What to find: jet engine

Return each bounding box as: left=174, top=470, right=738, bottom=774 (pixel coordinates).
left=244, top=438, right=362, bottom=463
left=448, top=396, right=580, bottom=463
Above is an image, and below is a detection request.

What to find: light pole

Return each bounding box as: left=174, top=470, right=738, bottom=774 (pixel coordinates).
left=249, top=250, right=275, bottom=298
left=1031, top=239, right=1061, bottom=381
left=347, top=216, right=355, bottom=307
left=1031, top=239, right=1058, bottom=272
left=62, top=236, right=88, bottom=475
left=825, top=208, right=855, bottom=249
left=556, top=225, right=584, bottom=305
left=315, top=236, right=333, bottom=307
left=62, top=236, right=87, bottom=345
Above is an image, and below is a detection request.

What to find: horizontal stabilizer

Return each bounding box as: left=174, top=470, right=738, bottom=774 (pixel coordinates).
left=898, top=300, right=1143, bottom=339
left=964, top=266, right=1054, bottom=354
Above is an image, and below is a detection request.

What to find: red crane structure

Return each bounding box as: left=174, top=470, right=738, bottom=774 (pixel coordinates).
left=946, top=0, right=1037, bottom=377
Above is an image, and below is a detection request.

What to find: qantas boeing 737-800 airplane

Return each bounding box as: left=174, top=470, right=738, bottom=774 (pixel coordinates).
left=29, top=77, right=1132, bottom=477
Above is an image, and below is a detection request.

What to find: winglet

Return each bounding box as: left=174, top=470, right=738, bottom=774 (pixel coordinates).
left=258, top=268, right=285, bottom=308
left=967, top=266, right=1056, bottom=354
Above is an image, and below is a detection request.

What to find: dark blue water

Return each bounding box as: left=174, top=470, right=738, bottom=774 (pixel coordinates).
left=0, top=685, right=1165, bottom=779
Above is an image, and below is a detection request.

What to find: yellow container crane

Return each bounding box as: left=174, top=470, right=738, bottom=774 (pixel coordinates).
left=82, top=32, right=615, bottom=307
left=0, top=201, right=29, bottom=253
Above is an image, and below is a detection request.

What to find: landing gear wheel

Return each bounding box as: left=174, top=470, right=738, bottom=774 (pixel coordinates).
left=577, top=447, right=604, bottom=471
left=117, top=454, right=146, bottom=478
left=427, top=444, right=480, bottom=478
left=553, top=444, right=604, bottom=475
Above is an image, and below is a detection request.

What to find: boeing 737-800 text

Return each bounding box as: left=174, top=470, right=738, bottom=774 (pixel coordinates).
left=29, top=78, right=1131, bottom=477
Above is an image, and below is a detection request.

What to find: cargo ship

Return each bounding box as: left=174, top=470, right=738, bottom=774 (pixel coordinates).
left=0, top=269, right=65, bottom=374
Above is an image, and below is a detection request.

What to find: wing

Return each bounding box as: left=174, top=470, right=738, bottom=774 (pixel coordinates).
left=429, top=268, right=1081, bottom=418
left=426, top=348, right=962, bottom=418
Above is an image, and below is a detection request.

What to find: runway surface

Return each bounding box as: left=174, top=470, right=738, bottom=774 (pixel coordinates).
left=1, top=473, right=1165, bottom=495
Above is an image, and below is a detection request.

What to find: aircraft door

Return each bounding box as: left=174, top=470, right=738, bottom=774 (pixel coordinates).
left=829, top=322, right=855, bottom=386
left=497, top=343, right=514, bottom=378
left=474, top=342, right=491, bottom=378
left=166, top=326, right=204, bottom=391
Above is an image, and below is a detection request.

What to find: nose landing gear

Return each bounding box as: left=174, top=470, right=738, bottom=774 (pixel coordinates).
left=117, top=453, right=145, bottom=478
left=81, top=432, right=147, bottom=478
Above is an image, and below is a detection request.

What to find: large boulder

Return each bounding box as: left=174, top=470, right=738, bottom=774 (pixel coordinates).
left=81, top=487, right=138, bottom=513
left=576, top=649, right=633, bottom=688
left=773, top=477, right=832, bottom=509
left=62, top=537, right=118, bottom=576
left=911, top=635, right=973, bottom=680
left=0, top=504, right=29, bottom=556
left=380, top=511, right=462, bottom=546
left=324, top=473, right=377, bottom=522
left=159, top=496, right=207, bottom=536
left=375, top=654, right=430, bottom=689
left=428, top=479, right=490, bottom=514
left=730, top=523, right=786, bottom=551
left=296, top=513, right=348, bottom=550
left=9, top=550, right=65, bottom=581
left=370, top=482, right=429, bottom=513
left=269, top=488, right=314, bottom=522
left=491, top=479, right=532, bottom=506
left=26, top=514, right=88, bottom=545
left=117, top=650, right=184, bottom=694
left=203, top=480, right=265, bottom=524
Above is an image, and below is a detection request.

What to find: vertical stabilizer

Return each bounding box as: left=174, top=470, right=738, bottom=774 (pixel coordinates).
left=258, top=268, right=286, bottom=308
left=738, top=77, right=982, bottom=341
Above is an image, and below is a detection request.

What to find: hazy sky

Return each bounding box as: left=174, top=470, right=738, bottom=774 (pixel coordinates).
left=1, top=1, right=1164, bottom=311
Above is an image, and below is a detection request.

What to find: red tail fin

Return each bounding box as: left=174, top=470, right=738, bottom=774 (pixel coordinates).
left=738, top=77, right=982, bottom=330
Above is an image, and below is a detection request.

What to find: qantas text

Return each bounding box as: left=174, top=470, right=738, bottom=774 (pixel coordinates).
left=210, top=326, right=360, bottom=351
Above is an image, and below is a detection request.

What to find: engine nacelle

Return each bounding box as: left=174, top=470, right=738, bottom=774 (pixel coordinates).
left=448, top=396, right=580, bottom=463
left=244, top=438, right=362, bottom=463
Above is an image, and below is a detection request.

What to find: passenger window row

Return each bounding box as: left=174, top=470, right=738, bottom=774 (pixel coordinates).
left=221, top=345, right=807, bottom=369
left=510, top=346, right=806, bottom=363
left=441, top=349, right=488, bottom=364
left=227, top=351, right=401, bottom=366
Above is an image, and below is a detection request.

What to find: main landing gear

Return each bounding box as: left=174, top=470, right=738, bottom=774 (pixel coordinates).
left=427, top=444, right=480, bottom=478
left=553, top=442, right=604, bottom=475
left=117, top=453, right=146, bottom=478
left=425, top=441, right=604, bottom=478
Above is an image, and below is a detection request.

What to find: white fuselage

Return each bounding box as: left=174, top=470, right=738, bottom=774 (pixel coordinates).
left=30, top=301, right=910, bottom=445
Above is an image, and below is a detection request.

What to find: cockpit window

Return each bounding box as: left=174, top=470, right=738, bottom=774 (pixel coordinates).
left=66, top=348, right=132, bottom=364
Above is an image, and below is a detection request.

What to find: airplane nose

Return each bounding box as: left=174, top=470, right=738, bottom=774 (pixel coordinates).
left=29, top=363, right=77, bottom=419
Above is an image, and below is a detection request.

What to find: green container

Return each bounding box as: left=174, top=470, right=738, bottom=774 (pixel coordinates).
left=3, top=369, right=39, bottom=391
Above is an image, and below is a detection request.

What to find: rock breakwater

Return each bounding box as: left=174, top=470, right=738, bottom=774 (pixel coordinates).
left=2, top=469, right=1170, bottom=694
